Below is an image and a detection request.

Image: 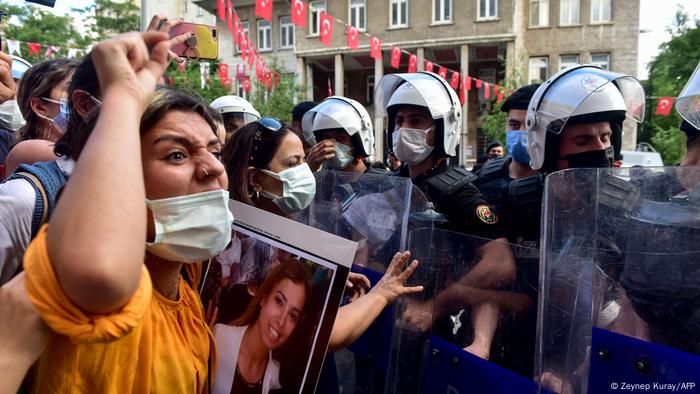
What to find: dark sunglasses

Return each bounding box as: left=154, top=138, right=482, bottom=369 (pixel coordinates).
left=250, top=117, right=285, bottom=164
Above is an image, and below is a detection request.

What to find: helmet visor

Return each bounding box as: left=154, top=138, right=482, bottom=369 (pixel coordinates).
left=676, top=62, right=700, bottom=129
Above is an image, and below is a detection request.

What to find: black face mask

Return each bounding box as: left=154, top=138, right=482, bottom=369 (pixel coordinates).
left=561, top=146, right=614, bottom=169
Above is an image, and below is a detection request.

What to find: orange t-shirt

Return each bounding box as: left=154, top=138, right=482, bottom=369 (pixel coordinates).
left=23, top=226, right=215, bottom=393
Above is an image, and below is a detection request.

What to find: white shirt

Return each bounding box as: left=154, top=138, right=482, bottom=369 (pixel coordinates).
left=0, top=156, right=74, bottom=284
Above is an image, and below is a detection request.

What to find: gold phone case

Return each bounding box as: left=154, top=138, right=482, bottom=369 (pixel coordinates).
left=170, top=23, right=218, bottom=61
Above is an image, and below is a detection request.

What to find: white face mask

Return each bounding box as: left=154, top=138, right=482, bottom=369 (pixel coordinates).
left=327, top=142, right=354, bottom=170
left=259, top=163, right=317, bottom=214
left=0, top=100, right=25, bottom=132
left=392, top=126, right=435, bottom=165
left=146, top=189, right=233, bottom=263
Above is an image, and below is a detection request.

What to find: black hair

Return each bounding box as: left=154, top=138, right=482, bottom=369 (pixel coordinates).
left=501, top=84, right=540, bottom=113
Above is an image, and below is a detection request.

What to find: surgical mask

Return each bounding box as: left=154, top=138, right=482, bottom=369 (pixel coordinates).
left=0, top=100, right=25, bottom=132
left=392, top=126, right=434, bottom=165
left=146, top=189, right=233, bottom=263
left=506, top=129, right=531, bottom=165
left=327, top=142, right=354, bottom=170
left=259, top=163, right=316, bottom=214
left=561, top=146, right=614, bottom=169
left=38, top=98, right=69, bottom=135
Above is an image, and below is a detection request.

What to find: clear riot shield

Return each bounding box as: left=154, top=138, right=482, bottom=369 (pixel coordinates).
left=290, top=171, right=433, bottom=393
left=386, top=228, right=541, bottom=394
left=537, top=166, right=700, bottom=394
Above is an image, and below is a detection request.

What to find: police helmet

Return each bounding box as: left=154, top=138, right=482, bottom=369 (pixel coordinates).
left=375, top=71, right=462, bottom=158
left=11, top=56, right=31, bottom=80
left=302, top=96, right=374, bottom=158
left=676, top=61, right=700, bottom=130
left=210, top=95, right=260, bottom=124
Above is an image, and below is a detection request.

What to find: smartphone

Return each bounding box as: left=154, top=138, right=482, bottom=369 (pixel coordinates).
left=169, top=22, right=218, bottom=61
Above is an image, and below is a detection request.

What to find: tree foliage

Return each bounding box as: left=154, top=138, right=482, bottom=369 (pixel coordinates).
left=73, top=0, right=140, bottom=40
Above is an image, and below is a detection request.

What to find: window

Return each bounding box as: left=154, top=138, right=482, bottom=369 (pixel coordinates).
left=236, top=20, right=250, bottom=53
left=390, top=0, right=408, bottom=27
left=280, top=16, right=294, bottom=49
left=529, top=0, right=548, bottom=27
left=238, top=84, right=249, bottom=100
left=477, top=0, right=497, bottom=20
left=591, top=53, right=610, bottom=69
left=559, top=54, right=579, bottom=70
left=258, top=20, right=271, bottom=51
left=528, top=56, right=548, bottom=84
left=590, top=0, right=611, bottom=22
left=350, top=0, right=366, bottom=31
left=197, top=6, right=204, bottom=17
left=309, top=1, right=326, bottom=36
left=367, top=75, right=375, bottom=104
left=559, top=0, right=579, bottom=25
left=433, top=0, right=452, bottom=23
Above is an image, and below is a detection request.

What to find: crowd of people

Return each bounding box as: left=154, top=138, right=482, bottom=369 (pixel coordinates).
left=0, top=14, right=699, bottom=394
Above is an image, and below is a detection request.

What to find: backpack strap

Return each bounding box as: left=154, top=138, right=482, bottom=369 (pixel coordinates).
left=16, top=172, right=50, bottom=234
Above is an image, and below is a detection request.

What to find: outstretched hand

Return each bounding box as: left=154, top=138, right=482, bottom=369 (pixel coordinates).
left=145, top=15, right=194, bottom=63
left=0, top=49, right=16, bottom=103
left=371, top=251, right=423, bottom=305
left=345, top=272, right=371, bottom=303
left=91, top=32, right=171, bottom=111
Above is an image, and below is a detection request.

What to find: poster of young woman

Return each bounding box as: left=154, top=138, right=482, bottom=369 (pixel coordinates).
left=202, top=200, right=356, bottom=394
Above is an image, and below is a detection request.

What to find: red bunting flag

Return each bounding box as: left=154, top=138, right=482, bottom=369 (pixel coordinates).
left=240, top=35, right=248, bottom=61
left=449, top=71, right=460, bottom=89
left=28, top=42, right=41, bottom=56
left=424, top=61, right=434, bottom=73
left=437, top=67, right=447, bottom=80
left=291, top=0, right=307, bottom=28
left=475, top=79, right=483, bottom=89
left=497, top=93, right=504, bottom=103
left=226, top=0, right=233, bottom=33
left=242, top=78, right=252, bottom=92
left=247, top=46, right=255, bottom=67
left=217, top=0, right=225, bottom=20
left=255, top=0, right=272, bottom=21
left=233, top=14, right=240, bottom=45
left=319, top=12, right=333, bottom=46
left=347, top=26, right=359, bottom=49
left=327, top=77, right=333, bottom=97
left=391, top=47, right=402, bottom=68
left=218, top=63, right=229, bottom=82
left=236, top=64, right=246, bottom=79
left=465, top=76, right=472, bottom=90
left=408, top=54, right=418, bottom=73
left=484, top=82, right=491, bottom=99
left=370, top=36, right=382, bottom=60
left=459, top=76, right=467, bottom=105
left=655, top=97, right=674, bottom=116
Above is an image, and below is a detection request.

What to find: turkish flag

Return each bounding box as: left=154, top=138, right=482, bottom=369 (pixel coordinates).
left=484, top=82, right=491, bottom=99
left=425, top=61, right=434, bottom=73
left=437, top=67, right=447, bottom=80
left=655, top=97, right=674, bottom=116
left=233, top=14, right=240, bottom=45
left=217, top=0, right=225, bottom=20
left=465, top=76, right=472, bottom=90
left=226, top=0, right=233, bottom=33
left=247, top=46, right=255, bottom=67
left=408, top=54, right=418, bottom=73
left=240, top=35, right=248, bottom=61
left=497, top=93, right=504, bottom=103
left=475, top=79, right=483, bottom=89
left=347, top=26, right=359, bottom=49
left=319, top=12, right=333, bottom=46
left=242, top=78, right=252, bottom=92
left=28, top=43, right=41, bottom=56
left=291, top=0, right=307, bottom=28
left=255, top=0, right=272, bottom=21
left=218, top=63, right=229, bottom=81
left=449, top=71, right=460, bottom=89
left=391, top=47, right=402, bottom=68
left=370, top=36, right=382, bottom=60
left=328, top=77, right=333, bottom=97
left=236, top=64, right=246, bottom=79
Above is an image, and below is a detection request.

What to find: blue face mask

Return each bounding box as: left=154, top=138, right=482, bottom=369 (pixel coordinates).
left=506, top=129, right=531, bottom=165
left=40, top=98, right=70, bottom=135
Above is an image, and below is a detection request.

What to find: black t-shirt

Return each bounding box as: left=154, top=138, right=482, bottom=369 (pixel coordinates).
left=0, top=128, right=15, bottom=165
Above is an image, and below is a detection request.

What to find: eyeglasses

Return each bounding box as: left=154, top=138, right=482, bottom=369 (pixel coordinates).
left=41, top=97, right=67, bottom=105
left=250, top=117, right=285, bottom=164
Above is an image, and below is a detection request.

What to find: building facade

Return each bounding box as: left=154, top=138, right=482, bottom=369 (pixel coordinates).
left=185, top=0, right=640, bottom=164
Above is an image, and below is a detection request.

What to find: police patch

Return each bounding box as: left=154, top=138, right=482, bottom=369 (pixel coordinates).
left=476, top=204, right=498, bottom=225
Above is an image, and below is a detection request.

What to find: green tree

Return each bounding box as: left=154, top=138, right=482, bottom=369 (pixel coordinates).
left=73, top=0, right=140, bottom=40
left=644, top=9, right=700, bottom=164
left=166, top=60, right=229, bottom=103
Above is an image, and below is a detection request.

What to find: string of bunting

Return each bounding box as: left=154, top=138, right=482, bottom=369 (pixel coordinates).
left=3, top=38, right=88, bottom=60
left=274, top=0, right=512, bottom=103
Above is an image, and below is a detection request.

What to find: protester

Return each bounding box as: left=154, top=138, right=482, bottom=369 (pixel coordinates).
left=210, top=94, right=260, bottom=141
left=212, top=260, right=311, bottom=394
left=290, top=100, right=317, bottom=152
left=302, top=96, right=383, bottom=174
left=21, top=32, right=229, bottom=393
left=0, top=51, right=20, bottom=168
left=15, top=59, right=77, bottom=143
left=486, top=140, right=504, bottom=158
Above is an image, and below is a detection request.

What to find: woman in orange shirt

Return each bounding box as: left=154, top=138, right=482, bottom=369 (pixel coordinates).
left=22, top=32, right=229, bottom=393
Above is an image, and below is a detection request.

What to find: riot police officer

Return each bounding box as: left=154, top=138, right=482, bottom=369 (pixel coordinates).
left=210, top=95, right=260, bottom=141
left=376, top=71, right=517, bottom=359
left=302, top=96, right=385, bottom=174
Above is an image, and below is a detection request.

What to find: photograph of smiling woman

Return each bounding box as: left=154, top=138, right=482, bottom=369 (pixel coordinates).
left=212, top=259, right=316, bottom=394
